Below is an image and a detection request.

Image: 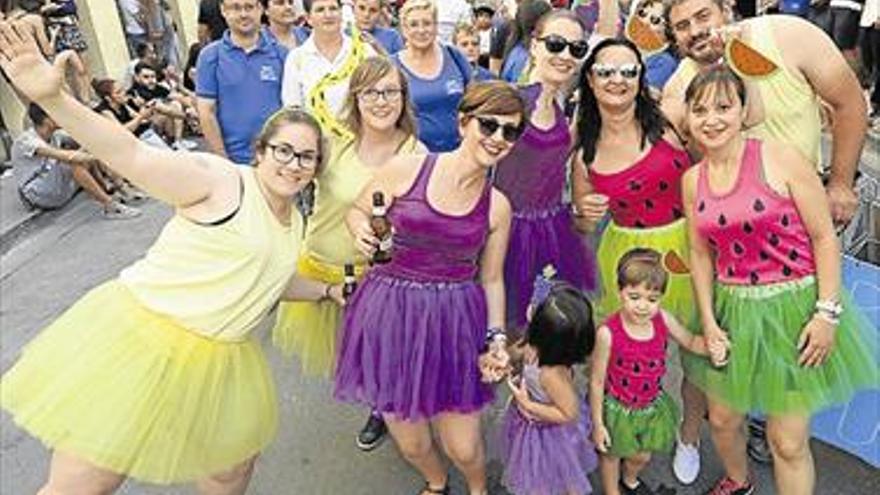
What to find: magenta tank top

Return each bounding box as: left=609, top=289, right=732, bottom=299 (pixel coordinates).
left=695, top=139, right=816, bottom=286
left=493, top=84, right=569, bottom=213
left=375, top=154, right=491, bottom=283
left=588, top=139, right=691, bottom=228
left=605, top=312, right=667, bottom=409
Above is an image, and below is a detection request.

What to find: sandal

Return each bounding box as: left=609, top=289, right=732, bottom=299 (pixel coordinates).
left=419, top=480, right=450, bottom=495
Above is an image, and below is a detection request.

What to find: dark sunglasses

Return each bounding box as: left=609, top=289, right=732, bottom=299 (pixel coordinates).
left=591, top=63, right=640, bottom=79
left=536, top=35, right=589, bottom=60
left=637, top=8, right=666, bottom=26
left=474, top=116, right=524, bottom=143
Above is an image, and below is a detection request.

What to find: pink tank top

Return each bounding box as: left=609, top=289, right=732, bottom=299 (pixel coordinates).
left=588, top=139, right=691, bottom=228
left=695, top=139, right=815, bottom=286
left=605, top=312, right=667, bottom=409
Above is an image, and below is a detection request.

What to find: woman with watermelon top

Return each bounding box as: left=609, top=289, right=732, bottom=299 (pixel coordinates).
left=569, top=37, right=708, bottom=486
left=493, top=8, right=598, bottom=334
left=681, top=65, right=878, bottom=495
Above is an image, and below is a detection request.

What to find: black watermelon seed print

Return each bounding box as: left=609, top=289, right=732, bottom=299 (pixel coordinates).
left=789, top=249, right=799, bottom=261
left=754, top=199, right=765, bottom=212
left=760, top=250, right=769, bottom=261
left=633, top=363, right=641, bottom=373
left=673, top=207, right=683, bottom=219
left=782, top=265, right=792, bottom=276
left=656, top=376, right=663, bottom=385
left=719, top=214, right=727, bottom=226
left=743, top=221, right=753, bottom=234
left=645, top=199, right=654, bottom=209
left=698, top=201, right=706, bottom=212
left=708, top=237, right=717, bottom=247
left=781, top=214, right=790, bottom=227
left=674, top=159, right=683, bottom=169
left=770, top=233, right=780, bottom=246
left=642, top=383, right=650, bottom=391
left=635, top=220, right=646, bottom=228
left=649, top=360, right=657, bottom=368
left=727, top=266, right=735, bottom=278
left=733, top=242, right=745, bottom=255
left=659, top=181, right=669, bottom=191
left=618, top=200, right=628, bottom=209
left=622, top=377, right=629, bottom=388
left=629, top=181, right=642, bottom=191
left=616, top=357, right=623, bottom=367
left=750, top=271, right=759, bottom=285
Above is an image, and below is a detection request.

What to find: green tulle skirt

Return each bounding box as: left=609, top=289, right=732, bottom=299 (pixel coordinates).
left=687, top=276, right=879, bottom=415
left=603, top=392, right=678, bottom=459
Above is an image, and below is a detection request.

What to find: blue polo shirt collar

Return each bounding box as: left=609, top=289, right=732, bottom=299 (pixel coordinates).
left=221, top=30, right=276, bottom=55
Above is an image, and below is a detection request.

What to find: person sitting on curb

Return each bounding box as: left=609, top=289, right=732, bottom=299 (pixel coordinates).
left=128, top=62, right=198, bottom=151
left=11, top=104, right=142, bottom=220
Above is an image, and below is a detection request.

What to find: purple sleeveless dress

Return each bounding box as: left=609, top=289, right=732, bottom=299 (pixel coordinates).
left=494, top=84, right=597, bottom=332
left=334, top=154, right=495, bottom=421
left=501, top=362, right=598, bottom=494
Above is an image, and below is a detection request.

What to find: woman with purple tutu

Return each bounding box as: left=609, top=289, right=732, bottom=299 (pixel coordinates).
left=493, top=9, right=598, bottom=334
left=334, top=81, right=523, bottom=495
left=502, top=270, right=598, bottom=495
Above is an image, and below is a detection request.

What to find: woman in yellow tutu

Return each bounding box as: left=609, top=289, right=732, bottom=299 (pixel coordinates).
left=272, top=55, right=423, bottom=451
left=0, top=21, right=343, bottom=494
left=569, top=38, right=705, bottom=485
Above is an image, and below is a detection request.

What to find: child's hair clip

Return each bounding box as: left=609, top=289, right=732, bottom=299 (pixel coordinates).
left=530, top=264, right=557, bottom=308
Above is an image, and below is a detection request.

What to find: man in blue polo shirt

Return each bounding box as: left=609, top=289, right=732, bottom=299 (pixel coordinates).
left=196, top=0, right=288, bottom=164
left=353, top=0, right=403, bottom=54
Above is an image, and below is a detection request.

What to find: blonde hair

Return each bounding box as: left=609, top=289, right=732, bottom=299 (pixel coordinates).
left=399, top=0, right=437, bottom=24
left=453, top=23, right=478, bottom=45
left=342, top=56, right=417, bottom=140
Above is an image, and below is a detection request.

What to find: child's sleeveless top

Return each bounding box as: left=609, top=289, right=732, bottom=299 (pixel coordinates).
left=374, top=154, right=491, bottom=283
left=588, top=139, right=691, bottom=228
left=694, top=139, right=815, bottom=286
left=605, top=312, right=667, bottom=409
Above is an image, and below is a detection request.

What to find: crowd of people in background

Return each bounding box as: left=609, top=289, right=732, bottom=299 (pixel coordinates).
left=0, top=1, right=879, bottom=495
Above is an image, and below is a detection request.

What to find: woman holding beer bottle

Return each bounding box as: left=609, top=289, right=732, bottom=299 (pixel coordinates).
left=569, top=37, right=705, bottom=486
left=335, top=81, right=521, bottom=495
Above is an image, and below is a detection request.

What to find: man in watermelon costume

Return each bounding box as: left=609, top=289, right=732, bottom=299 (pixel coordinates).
left=661, top=0, right=866, bottom=227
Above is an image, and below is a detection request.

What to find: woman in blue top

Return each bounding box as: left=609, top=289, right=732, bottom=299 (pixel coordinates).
left=392, top=0, right=472, bottom=152
left=500, top=0, right=551, bottom=83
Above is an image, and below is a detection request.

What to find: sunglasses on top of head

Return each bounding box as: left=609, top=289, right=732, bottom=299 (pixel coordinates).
left=536, top=35, right=589, bottom=60
left=591, top=63, right=640, bottom=79
left=474, top=116, right=524, bottom=143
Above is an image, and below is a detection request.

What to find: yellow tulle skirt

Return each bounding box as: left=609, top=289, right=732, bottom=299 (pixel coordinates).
left=0, top=281, right=278, bottom=484
left=595, top=219, right=698, bottom=330
left=272, top=254, right=365, bottom=378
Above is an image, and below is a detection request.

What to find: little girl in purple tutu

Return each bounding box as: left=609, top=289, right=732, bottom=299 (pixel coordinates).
left=589, top=248, right=723, bottom=495
left=502, top=268, right=599, bottom=495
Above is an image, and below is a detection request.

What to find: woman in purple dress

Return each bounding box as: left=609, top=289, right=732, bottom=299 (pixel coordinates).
left=335, top=81, right=523, bottom=495
left=494, top=9, right=597, bottom=333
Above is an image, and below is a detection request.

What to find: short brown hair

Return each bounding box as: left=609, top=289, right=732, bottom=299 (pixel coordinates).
left=458, top=81, right=527, bottom=120
left=684, top=64, right=746, bottom=109
left=616, top=248, right=669, bottom=293
left=342, top=56, right=417, bottom=140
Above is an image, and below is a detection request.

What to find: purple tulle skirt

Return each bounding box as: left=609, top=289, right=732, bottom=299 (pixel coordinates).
left=505, top=204, right=597, bottom=332
left=334, top=272, right=494, bottom=421
left=501, top=400, right=598, bottom=494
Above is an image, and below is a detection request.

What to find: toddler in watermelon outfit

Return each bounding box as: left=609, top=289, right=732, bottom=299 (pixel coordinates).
left=589, top=248, right=723, bottom=495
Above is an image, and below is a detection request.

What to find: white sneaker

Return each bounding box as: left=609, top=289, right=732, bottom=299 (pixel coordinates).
left=103, top=200, right=141, bottom=220
left=172, top=138, right=198, bottom=151
left=673, top=437, right=700, bottom=485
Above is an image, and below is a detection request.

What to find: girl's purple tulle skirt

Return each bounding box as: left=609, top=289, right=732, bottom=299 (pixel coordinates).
left=504, top=204, right=597, bottom=331
left=334, top=272, right=494, bottom=421
left=501, top=400, right=598, bottom=494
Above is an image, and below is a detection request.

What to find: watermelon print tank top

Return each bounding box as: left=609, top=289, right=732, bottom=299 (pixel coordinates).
left=605, top=312, right=668, bottom=409
left=694, top=139, right=816, bottom=286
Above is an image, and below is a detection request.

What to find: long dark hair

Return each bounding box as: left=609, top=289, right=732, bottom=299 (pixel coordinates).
left=504, top=0, right=552, bottom=59
left=573, top=37, right=669, bottom=166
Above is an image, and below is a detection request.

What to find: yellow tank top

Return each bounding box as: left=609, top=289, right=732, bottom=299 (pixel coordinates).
left=119, top=167, right=302, bottom=341
left=743, top=16, right=822, bottom=167
left=303, top=135, right=418, bottom=267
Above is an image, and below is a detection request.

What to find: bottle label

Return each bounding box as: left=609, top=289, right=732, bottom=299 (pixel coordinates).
left=372, top=206, right=386, bottom=216
left=378, top=235, right=392, bottom=252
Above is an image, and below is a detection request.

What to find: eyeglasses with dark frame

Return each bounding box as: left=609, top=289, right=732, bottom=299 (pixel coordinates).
left=536, top=35, right=589, bottom=60
left=358, top=88, right=404, bottom=104
left=266, top=142, right=319, bottom=170
left=474, top=116, right=524, bottom=143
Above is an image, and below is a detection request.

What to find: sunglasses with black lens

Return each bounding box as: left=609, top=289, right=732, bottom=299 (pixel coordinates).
left=474, top=116, right=524, bottom=143
left=591, top=63, right=641, bottom=80
left=536, top=34, right=589, bottom=60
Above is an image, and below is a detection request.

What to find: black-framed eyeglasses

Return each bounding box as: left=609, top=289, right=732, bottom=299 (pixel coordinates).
left=358, top=88, right=404, bottom=104
left=592, top=63, right=640, bottom=79
left=266, top=142, right=319, bottom=170
left=536, top=35, right=589, bottom=60
left=474, top=116, right=524, bottom=143
left=637, top=8, right=666, bottom=27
